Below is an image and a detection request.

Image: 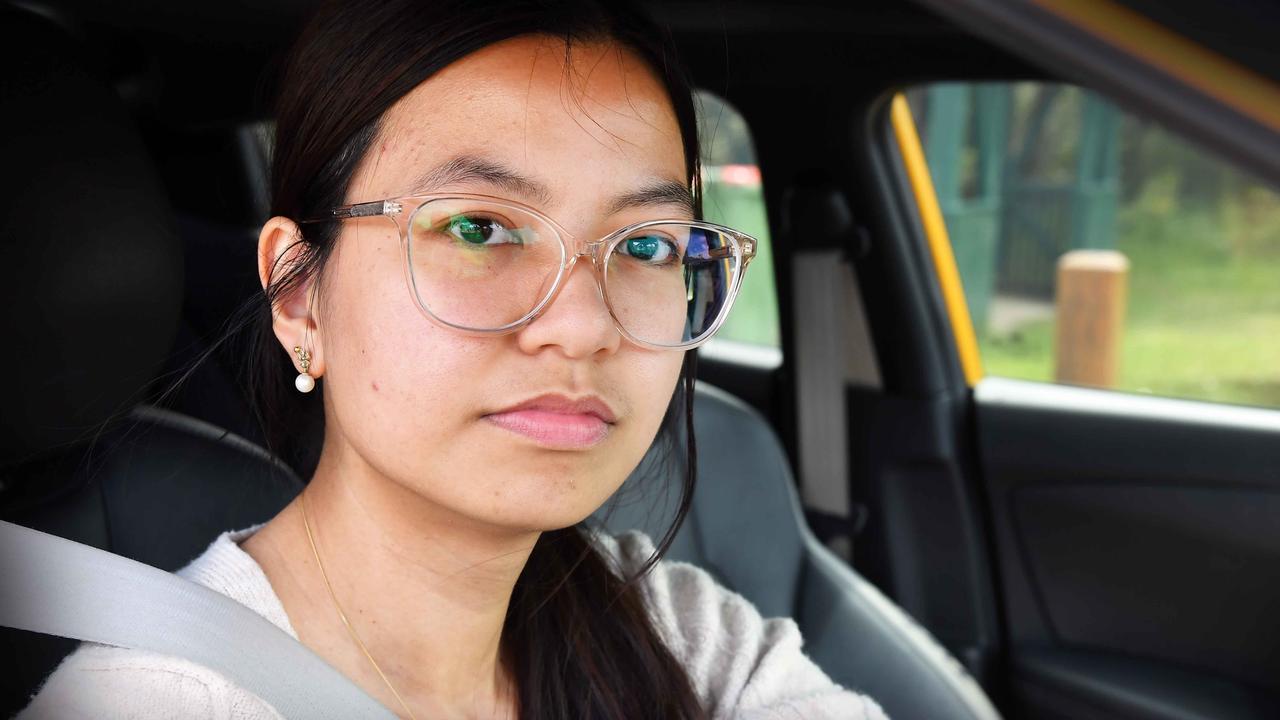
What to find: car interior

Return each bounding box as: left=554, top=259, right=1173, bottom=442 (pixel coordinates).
left=2, top=1, right=1279, bottom=719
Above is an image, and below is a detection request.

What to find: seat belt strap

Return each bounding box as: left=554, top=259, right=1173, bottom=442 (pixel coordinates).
left=787, top=180, right=881, bottom=562
left=792, top=248, right=854, bottom=523
left=0, top=520, right=396, bottom=719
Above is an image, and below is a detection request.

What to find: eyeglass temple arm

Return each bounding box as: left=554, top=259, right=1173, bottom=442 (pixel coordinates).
left=701, top=233, right=757, bottom=265
left=300, top=200, right=402, bottom=225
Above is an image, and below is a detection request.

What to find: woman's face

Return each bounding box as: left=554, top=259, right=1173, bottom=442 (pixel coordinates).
left=308, top=36, right=689, bottom=532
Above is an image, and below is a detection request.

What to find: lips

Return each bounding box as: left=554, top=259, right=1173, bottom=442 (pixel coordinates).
left=483, top=394, right=617, bottom=449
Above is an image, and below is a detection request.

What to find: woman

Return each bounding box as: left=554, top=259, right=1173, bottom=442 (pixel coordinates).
left=23, top=0, right=885, bottom=717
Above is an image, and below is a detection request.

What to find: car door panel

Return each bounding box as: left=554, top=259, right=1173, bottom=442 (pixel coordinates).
left=1014, top=647, right=1279, bottom=720
left=975, top=378, right=1280, bottom=716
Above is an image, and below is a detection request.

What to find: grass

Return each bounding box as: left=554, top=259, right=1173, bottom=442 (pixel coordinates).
left=983, top=308, right=1280, bottom=409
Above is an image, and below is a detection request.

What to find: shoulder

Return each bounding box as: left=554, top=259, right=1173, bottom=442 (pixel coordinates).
left=18, top=642, right=284, bottom=720
left=591, top=529, right=889, bottom=719
left=175, top=523, right=297, bottom=638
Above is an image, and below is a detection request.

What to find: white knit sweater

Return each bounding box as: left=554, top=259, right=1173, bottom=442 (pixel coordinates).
left=19, top=524, right=887, bottom=719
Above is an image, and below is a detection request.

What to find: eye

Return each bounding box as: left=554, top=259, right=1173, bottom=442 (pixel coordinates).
left=442, top=214, right=522, bottom=246
left=618, top=234, right=679, bottom=265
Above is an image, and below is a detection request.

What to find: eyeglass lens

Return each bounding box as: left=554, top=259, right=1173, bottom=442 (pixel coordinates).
left=407, top=198, right=740, bottom=346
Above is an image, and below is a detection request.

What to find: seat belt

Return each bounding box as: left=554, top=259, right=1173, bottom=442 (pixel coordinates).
left=792, top=250, right=853, bottom=516
left=0, top=520, right=397, bottom=720
left=785, top=178, right=880, bottom=562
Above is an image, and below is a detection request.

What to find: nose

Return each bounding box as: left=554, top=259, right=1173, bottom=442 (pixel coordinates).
left=514, top=253, right=622, bottom=358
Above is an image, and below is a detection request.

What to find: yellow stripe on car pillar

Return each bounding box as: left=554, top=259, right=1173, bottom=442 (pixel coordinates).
left=889, top=94, right=984, bottom=386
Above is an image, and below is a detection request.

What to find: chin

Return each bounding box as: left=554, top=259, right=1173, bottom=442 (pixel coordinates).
left=482, top=504, right=599, bottom=534
left=481, top=471, right=620, bottom=533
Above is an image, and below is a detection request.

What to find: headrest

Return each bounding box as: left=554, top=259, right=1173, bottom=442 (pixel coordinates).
left=0, top=8, right=183, bottom=468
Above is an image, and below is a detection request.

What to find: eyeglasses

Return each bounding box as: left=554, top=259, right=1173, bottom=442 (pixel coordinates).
left=300, top=193, right=757, bottom=350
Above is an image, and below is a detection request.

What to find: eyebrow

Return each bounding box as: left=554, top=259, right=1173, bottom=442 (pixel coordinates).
left=409, top=154, right=554, bottom=207
left=407, top=153, right=694, bottom=218
left=605, top=179, right=695, bottom=218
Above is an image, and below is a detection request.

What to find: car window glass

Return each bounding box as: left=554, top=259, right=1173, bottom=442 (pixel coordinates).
left=906, top=81, right=1280, bottom=409
left=696, top=90, right=780, bottom=350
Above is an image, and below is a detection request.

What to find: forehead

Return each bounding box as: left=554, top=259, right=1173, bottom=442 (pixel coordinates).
left=356, top=35, right=687, bottom=206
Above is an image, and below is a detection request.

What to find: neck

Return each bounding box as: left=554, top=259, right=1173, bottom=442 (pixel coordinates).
left=244, top=443, right=539, bottom=718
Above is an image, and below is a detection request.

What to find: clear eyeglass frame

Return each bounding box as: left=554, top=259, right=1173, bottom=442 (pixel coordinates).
left=300, top=193, right=758, bottom=351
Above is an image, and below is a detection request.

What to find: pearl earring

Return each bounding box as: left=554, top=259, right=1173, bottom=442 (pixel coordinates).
left=293, top=346, right=315, bottom=393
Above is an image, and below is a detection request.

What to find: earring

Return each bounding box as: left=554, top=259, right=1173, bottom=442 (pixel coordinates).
left=293, top=346, right=315, bottom=393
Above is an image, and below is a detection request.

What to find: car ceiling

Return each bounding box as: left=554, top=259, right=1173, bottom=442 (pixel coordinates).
left=1117, top=0, right=1280, bottom=83
left=19, top=0, right=1279, bottom=130
left=15, top=0, right=1043, bottom=127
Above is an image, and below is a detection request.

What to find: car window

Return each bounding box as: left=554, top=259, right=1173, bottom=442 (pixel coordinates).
left=905, top=81, right=1280, bottom=409
left=695, top=90, right=780, bottom=352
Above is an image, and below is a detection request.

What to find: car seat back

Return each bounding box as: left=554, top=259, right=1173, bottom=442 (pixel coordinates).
left=597, top=383, right=804, bottom=618
left=0, top=11, right=301, bottom=714
left=597, top=383, right=1002, bottom=720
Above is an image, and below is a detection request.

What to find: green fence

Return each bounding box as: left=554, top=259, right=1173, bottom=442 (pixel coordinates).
left=918, top=83, right=1120, bottom=325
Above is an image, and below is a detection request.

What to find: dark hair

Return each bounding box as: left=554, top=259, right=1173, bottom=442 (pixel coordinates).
left=251, top=0, right=705, bottom=716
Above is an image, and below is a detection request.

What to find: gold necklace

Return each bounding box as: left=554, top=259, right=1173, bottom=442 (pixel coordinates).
left=300, top=491, right=420, bottom=720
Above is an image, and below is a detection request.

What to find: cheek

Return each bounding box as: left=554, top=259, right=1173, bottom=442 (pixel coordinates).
left=320, top=239, right=493, bottom=458
left=340, top=310, right=480, bottom=417
left=616, top=350, right=687, bottom=451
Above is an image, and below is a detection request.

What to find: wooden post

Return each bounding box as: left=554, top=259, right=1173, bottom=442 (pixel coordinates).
left=1054, top=250, right=1129, bottom=388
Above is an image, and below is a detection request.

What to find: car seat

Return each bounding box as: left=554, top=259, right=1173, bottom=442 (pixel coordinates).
left=595, top=384, right=1000, bottom=719
left=0, top=9, right=302, bottom=713
left=0, top=8, right=999, bottom=719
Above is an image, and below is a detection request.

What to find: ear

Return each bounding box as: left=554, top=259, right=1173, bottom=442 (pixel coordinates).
left=257, top=216, right=325, bottom=379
